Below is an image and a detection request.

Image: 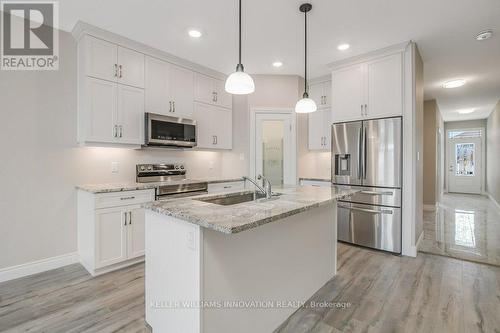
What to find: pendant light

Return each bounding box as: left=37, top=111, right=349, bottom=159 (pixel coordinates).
left=225, top=0, right=255, bottom=95
left=295, top=3, right=317, bottom=113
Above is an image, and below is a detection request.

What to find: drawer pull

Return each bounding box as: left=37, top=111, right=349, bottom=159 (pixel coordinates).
left=120, top=196, right=136, bottom=200
left=350, top=207, right=393, bottom=215
left=359, top=191, right=393, bottom=196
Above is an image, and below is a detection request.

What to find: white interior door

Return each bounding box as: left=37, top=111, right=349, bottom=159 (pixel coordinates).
left=254, top=112, right=296, bottom=185
left=448, top=136, right=482, bottom=194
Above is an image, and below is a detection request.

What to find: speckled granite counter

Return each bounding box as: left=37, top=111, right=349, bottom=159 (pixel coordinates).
left=76, top=177, right=244, bottom=194
left=145, top=185, right=358, bottom=234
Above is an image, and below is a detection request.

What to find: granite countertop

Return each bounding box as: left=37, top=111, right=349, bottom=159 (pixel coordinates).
left=76, top=177, right=245, bottom=194
left=145, top=185, right=359, bottom=234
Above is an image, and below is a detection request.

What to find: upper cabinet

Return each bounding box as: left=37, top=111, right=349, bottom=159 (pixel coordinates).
left=145, top=56, right=194, bottom=118
left=308, top=109, right=331, bottom=150
left=194, top=73, right=232, bottom=109
left=331, top=53, right=402, bottom=122
left=193, top=103, right=232, bottom=150
left=309, top=80, right=331, bottom=109
left=83, top=35, right=144, bottom=88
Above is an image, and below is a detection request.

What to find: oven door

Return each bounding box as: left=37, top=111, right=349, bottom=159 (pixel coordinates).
left=145, top=113, right=197, bottom=147
left=337, top=202, right=401, bottom=254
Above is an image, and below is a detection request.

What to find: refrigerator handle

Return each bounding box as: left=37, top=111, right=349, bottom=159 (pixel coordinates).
left=363, top=125, right=367, bottom=179
left=358, top=126, right=363, bottom=180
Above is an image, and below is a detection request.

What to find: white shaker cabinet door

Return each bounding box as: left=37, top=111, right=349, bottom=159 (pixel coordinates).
left=127, top=207, right=146, bottom=259
left=117, top=46, right=145, bottom=88
left=194, top=73, right=216, bottom=105
left=322, top=109, right=332, bottom=150
left=84, top=77, right=117, bottom=143
left=308, top=109, right=324, bottom=150
left=323, top=80, right=332, bottom=109
left=170, top=64, right=194, bottom=118
left=117, top=84, right=145, bottom=145
left=84, top=35, right=118, bottom=82
left=193, top=102, right=214, bottom=148
left=211, top=107, right=232, bottom=149
left=366, top=53, right=403, bottom=118
left=214, top=78, right=232, bottom=109
left=145, top=56, right=170, bottom=115
left=331, top=64, right=365, bottom=122
left=95, top=207, right=128, bottom=269
left=308, top=82, right=325, bottom=109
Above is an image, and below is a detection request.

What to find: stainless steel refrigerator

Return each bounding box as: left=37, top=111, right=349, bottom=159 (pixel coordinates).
left=332, top=117, right=402, bottom=254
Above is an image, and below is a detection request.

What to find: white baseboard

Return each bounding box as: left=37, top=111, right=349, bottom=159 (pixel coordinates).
left=423, top=204, right=437, bottom=212
left=403, top=231, right=424, bottom=258
left=0, top=252, right=79, bottom=283
left=487, top=192, right=500, bottom=211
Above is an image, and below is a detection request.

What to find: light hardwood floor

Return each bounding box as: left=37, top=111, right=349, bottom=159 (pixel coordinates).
left=1, top=243, right=500, bottom=332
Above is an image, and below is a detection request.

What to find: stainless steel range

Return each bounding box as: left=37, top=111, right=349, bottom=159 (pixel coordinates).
left=136, top=164, right=208, bottom=200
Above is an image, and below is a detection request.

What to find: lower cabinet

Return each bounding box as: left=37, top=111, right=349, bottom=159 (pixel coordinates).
left=78, top=189, right=154, bottom=276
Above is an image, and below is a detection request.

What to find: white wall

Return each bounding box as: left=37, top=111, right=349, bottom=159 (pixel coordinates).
left=486, top=100, right=500, bottom=204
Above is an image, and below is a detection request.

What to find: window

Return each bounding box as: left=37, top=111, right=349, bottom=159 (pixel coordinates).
left=448, top=130, right=481, bottom=139
left=455, top=143, right=475, bottom=176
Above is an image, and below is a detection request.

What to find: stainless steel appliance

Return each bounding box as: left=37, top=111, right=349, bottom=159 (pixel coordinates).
left=332, top=117, right=402, bottom=254
left=136, top=163, right=207, bottom=200
left=144, top=113, right=197, bottom=148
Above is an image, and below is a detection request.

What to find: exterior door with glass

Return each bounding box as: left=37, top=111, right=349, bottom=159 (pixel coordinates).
left=448, top=136, right=482, bottom=194
left=254, top=113, right=296, bottom=185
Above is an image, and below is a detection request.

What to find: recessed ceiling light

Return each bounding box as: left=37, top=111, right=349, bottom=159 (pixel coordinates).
left=443, top=79, right=466, bottom=89
left=188, top=30, right=202, bottom=38
left=337, top=43, right=350, bottom=51
left=476, top=30, right=493, bottom=41
left=457, top=109, right=475, bottom=114
left=272, top=61, right=283, bottom=68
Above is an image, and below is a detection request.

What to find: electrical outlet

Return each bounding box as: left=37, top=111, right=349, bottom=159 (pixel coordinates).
left=209, top=161, right=214, bottom=170
left=111, top=162, right=119, bottom=173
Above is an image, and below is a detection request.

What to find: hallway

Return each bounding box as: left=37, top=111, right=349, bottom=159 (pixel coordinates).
left=419, top=193, right=500, bottom=266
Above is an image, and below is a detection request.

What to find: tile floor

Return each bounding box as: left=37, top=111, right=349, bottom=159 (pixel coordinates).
left=419, top=193, right=500, bottom=266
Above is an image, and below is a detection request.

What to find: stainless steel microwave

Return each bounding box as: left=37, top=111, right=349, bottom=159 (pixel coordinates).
left=144, top=113, right=197, bottom=148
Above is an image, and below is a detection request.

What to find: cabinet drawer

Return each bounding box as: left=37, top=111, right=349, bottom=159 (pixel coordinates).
left=207, top=181, right=245, bottom=193
left=95, top=190, right=154, bottom=209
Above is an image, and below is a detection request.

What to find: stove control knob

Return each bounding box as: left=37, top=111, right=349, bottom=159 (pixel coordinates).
left=180, top=165, right=185, bottom=169
left=175, top=165, right=180, bottom=170
left=140, top=166, right=146, bottom=171
left=147, top=166, right=152, bottom=171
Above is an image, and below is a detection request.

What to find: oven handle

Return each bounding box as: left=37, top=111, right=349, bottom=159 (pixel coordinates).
left=359, top=190, right=394, bottom=196
left=338, top=204, right=393, bottom=215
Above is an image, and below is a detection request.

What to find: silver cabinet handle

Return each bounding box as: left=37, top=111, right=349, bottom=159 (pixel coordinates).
left=118, top=65, right=123, bottom=78
left=212, top=92, right=216, bottom=102
left=212, top=135, right=216, bottom=145
left=172, top=101, right=175, bottom=112
left=114, top=64, right=118, bottom=77
left=215, top=92, right=218, bottom=102
left=359, top=190, right=394, bottom=196
left=119, top=125, right=123, bottom=138
left=361, top=105, right=364, bottom=116
left=364, top=104, right=368, bottom=116
left=124, top=212, right=128, bottom=226
left=215, top=135, right=218, bottom=144
left=349, top=206, right=393, bottom=215
left=169, top=101, right=172, bottom=112
left=113, top=125, right=118, bottom=138
left=120, top=196, right=135, bottom=200
left=128, top=211, right=132, bottom=225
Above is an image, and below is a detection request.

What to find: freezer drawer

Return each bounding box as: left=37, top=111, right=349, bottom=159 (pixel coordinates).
left=340, top=187, right=401, bottom=208
left=337, top=202, right=401, bottom=253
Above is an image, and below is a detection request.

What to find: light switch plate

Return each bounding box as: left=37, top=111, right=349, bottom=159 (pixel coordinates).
left=111, top=162, right=119, bottom=173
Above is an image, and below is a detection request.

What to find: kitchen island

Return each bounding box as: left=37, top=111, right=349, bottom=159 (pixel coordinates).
left=144, top=185, right=357, bottom=333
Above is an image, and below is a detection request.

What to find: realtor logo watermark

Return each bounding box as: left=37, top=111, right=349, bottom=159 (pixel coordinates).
left=1, top=1, right=59, bottom=70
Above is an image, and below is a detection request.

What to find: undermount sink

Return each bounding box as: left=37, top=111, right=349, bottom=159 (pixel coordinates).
left=196, top=191, right=281, bottom=206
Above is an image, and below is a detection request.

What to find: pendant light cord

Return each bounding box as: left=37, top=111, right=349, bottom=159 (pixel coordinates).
left=239, top=0, right=242, bottom=66
left=304, top=9, right=308, bottom=95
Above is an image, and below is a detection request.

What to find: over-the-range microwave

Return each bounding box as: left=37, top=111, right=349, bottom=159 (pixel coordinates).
left=144, top=113, right=197, bottom=148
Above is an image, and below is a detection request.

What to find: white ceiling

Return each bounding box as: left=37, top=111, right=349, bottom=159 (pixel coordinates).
left=58, top=0, right=500, bottom=121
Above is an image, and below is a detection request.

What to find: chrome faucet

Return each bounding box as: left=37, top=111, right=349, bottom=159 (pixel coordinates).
left=242, top=175, right=272, bottom=199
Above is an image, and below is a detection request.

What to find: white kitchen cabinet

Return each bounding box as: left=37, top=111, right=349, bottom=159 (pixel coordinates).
left=309, top=81, right=331, bottom=109
left=145, top=56, right=194, bottom=118
left=194, top=73, right=232, bottom=109
left=331, top=53, right=402, bottom=122
left=82, top=35, right=144, bottom=88
left=78, top=189, right=155, bottom=276
left=193, top=102, right=232, bottom=149
left=117, top=84, right=144, bottom=144
left=83, top=77, right=117, bottom=143
left=308, top=109, right=331, bottom=150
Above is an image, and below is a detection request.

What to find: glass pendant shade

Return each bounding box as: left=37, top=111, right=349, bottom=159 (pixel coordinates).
left=225, top=65, right=255, bottom=94
left=295, top=94, right=317, bottom=113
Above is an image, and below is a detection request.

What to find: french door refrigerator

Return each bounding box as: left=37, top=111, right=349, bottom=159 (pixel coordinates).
left=332, top=117, right=402, bottom=253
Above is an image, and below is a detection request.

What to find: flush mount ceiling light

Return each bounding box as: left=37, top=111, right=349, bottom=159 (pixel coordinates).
left=188, top=30, right=202, bottom=38
left=225, top=0, right=255, bottom=95
left=337, top=43, right=350, bottom=51
left=272, top=61, right=283, bottom=68
left=295, top=3, right=317, bottom=114
left=457, top=109, right=475, bottom=114
left=443, top=79, right=466, bottom=89
left=476, top=30, right=493, bottom=41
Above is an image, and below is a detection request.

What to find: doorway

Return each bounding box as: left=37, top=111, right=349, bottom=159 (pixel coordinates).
left=446, top=129, right=484, bottom=194
left=250, top=109, right=297, bottom=185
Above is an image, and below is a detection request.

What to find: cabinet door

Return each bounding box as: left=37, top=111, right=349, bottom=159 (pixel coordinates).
left=308, top=110, right=324, bottom=150
left=211, top=107, right=232, bottom=149
left=308, top=82, right=324, bottom=109
left=170, top=64, right=194, bottom=118
left=331, top=64, right=365, bottom=122
left=322, top=109, right=332, bottom=150
left=127, top=207, right=146, bottom=259
left=84, top=35, right=117, bottom=82
left=117, top=84, right=145, bottom=145
left=194, top=73, right=216, bottom=105
left=117, top=46, right=145, bottom=88
left=214, top=78, right=232, bottom=109
left=366, top=53, right=402, bottom=118
left=145, top=56, right=170, bottom=115
left=85, top=77, right=117, bottom=143
left=193, top=103, right=213, bottom=148
left=323, top=81, right=332, bottom=109
left=95, top=207, right=127, bottom=268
